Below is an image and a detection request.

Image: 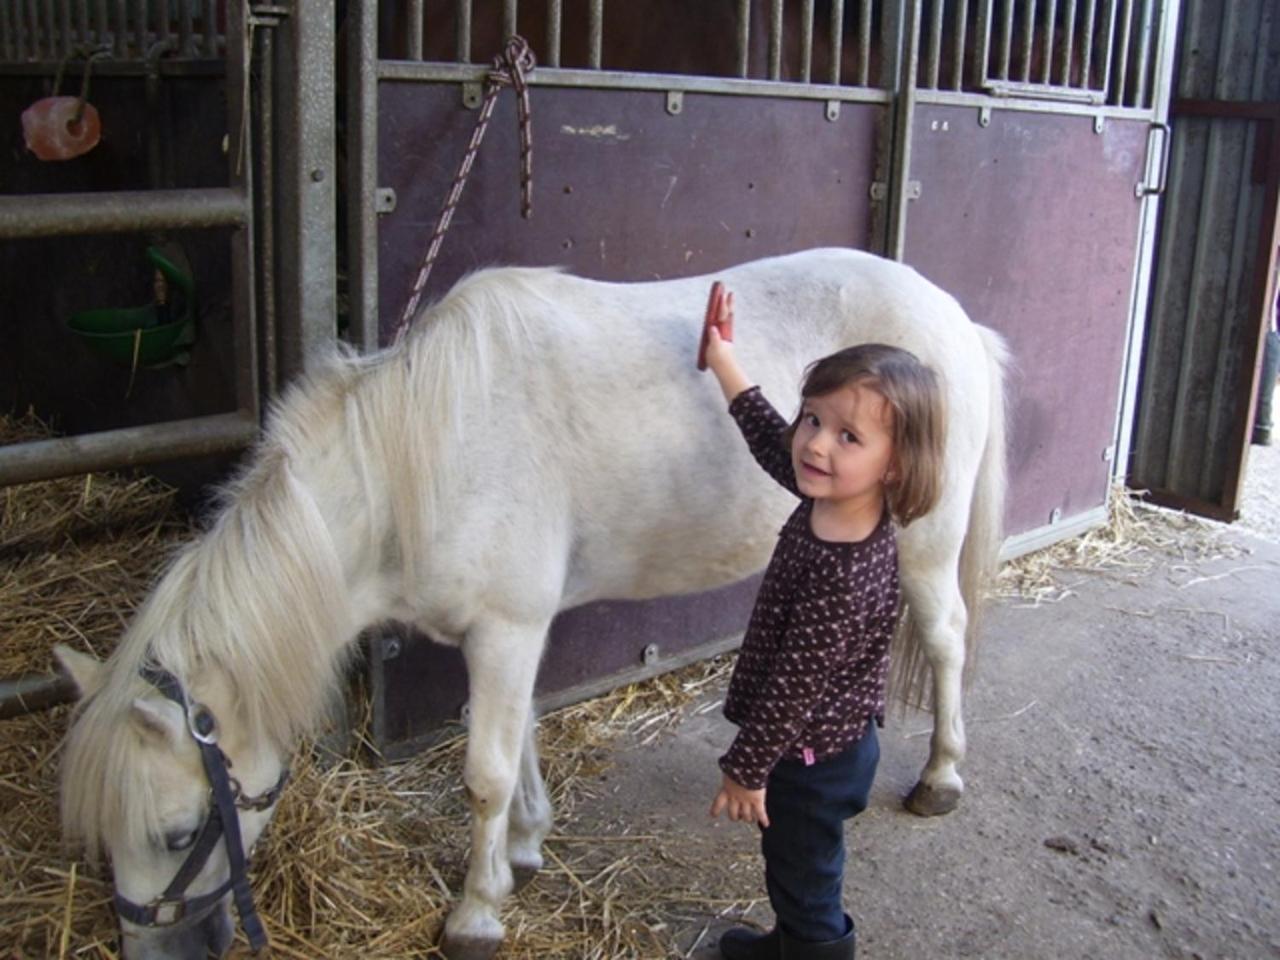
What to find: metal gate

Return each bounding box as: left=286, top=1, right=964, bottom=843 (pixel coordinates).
left=1129, top=0, right=1280, bottom=520
left=345, top=0, right=1181, bottom=755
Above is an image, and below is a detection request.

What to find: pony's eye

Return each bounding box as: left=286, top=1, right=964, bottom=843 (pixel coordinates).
left=165, top=827, right=199, bottom=853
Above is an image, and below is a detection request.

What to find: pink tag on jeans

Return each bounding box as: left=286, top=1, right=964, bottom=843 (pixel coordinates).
left=802, top=746, right=815, bottom=766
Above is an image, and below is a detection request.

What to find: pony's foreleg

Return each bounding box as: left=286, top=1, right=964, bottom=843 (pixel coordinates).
left=901, top=568, right=968, bottom=817
left=506, top=708, right=553, bottom=888
left=442, top=618, right=549, bottom=960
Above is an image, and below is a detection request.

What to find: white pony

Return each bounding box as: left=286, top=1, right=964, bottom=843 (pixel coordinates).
left=56, top=248, right=1007, bottom=959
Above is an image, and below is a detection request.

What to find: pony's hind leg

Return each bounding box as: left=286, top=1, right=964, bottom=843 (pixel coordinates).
left=442, top=617, right=550, bottom=960
left=507, top=707, right=553, bottom=888
left=899, top=550, right=968, bottom=817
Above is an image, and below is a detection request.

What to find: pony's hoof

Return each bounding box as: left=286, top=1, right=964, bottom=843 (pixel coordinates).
left=511, top=860, right=541, bottom=890
left=905, top=780, right=961, bottom=817
left=439, top=932, right=503, bottom=960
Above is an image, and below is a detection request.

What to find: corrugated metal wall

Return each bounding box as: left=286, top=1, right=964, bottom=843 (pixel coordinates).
left=1130, top=0, right=1280, bottom=517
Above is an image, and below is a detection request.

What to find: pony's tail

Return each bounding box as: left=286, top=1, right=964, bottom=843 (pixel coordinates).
left=957, top=325, right=1009, bottom=688
left=890, top=324, right=1009, bottom=709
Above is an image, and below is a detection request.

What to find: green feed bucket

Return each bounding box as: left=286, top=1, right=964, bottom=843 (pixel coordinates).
left=68, top=247, right=196, bottom=368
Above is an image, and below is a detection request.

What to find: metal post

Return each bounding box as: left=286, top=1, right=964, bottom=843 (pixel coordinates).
left=588, top=0, right=602, bottom=69
left=456, top=0, right=471, bottom=62
left=888, top=0, right=919, bottom=262
left=801, top=0, right=813, bottom=83
left=769, top=0, right=783, bottom=80
left=503, top=0, right=517, bottom=40
left=925, top=0, right=942, bottom=89
left=1061, top=0, right=1078, bottom=86
left=951, top=0, right=969, bottom=90
left=1113, top=0, right=1135, bottom=106
left=828, top=0, right=845, bottom=86
left=274, top=0, right=337, bottom=380
left=737, top=0, right=750, bottom=78
left=546, top=0, right=561, bottom=66
left=225, top=0, right=259, bottom=421
left=348, top=0, right=380, bottom=351
left=408, top=0, right=423, bottom=59
left=1042, top=0, right=1057, bottom=84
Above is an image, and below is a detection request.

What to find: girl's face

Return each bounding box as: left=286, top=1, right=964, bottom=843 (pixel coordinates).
left=791, top=382, right=896, bottom=512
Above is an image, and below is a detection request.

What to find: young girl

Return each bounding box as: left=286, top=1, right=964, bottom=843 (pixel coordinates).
left=701, top=285, right=945, bottom=960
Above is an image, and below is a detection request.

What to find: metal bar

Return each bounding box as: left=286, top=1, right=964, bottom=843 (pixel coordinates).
left=0, top=2, right=13, bottom=61
left=0, top=413, right=260, bottom=487
left=157, top=0, right=169, bottom=47
left=857, top=0, right=870, bottom=86
left=45, top=0, right=59, bottom=57
left=503, top=0, right=517, bottom=40
left=94, top=0, right=106, bottom=47
left=1020, top=0, right=1036, bottom=82
left=801, top=0, right=813, bottom=83
left=257, top=25, right=279, bottom=394
left=1132, top=0, right=1154, bottom=108
left=24, top=0, right=38, bottom=59
left=888, top=0, right=920, bottom=261
left=1113, top=0, right=1133, bottom=106
left=1061, top=0, right=1077, bottom=86
left=408, top=0, right=423, bottom=59
left=769, top=0, right=782, bottom=80
left=915, top=84, right=1148, bottom=117
left=348, top=0, right=379, bottom=351
left=0, top=188, right=249, bottom=239
left=0, top=674, right=79, bottom=720
left=377, top=60, right=894, bottom=104
left=204, top=0, right=217, bottom=56
left=1041, top=0, right=1057, bottom=84
left=982, top=78, right=1105, bottom=103
left=456, top=0, right=470, bottom=62
left=974, top=0, right=993, bottom=90
left=1080, top=0, right=1096, bottom=87
left=951, top=0, right=969, bottom=90
left=1098, top=0, right=1116, bottom=99
left=275, top=0, right=337, bottom=379
left=546, top=0, right=561, bottom=67
left=830, top=0, right=845, bottom=85
left=225, top=0, right=259, bottom=423
left=114, top=0, right=126, bottom=55
left=131, top=0, right=144, bottom=55
left=998, top=0, right=1013, bottom=79
left=737, top=0, right=750, bottom=78
left=925, top=0, right=942, bottom=89
left=588, top=0, right=602, bottom=69
left=178, top=0, right=194, bottom=55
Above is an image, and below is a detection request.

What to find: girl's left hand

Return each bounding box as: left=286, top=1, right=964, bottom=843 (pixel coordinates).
left=710, top=773, right=770, bottom=828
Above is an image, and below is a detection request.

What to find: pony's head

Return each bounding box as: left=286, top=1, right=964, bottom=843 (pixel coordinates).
left=55, top=454, right=352, bottom=959
left=57, top=643, right=288, bottom=959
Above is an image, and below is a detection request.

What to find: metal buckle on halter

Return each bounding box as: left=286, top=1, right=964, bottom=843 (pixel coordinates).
left=151, top=897, right=186, bottom=926
left=185, top=702, right=218, bottom=745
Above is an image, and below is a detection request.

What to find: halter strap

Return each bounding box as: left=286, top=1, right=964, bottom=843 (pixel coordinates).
left=118, top=663, right=285, bottom=950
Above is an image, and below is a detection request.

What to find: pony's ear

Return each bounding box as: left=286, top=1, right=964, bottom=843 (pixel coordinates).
left=130, top=696, right=186, bottom=745
left=53, top=644, right=105, bottom=699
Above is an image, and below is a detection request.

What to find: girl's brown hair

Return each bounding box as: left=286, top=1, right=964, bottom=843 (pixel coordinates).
left=783, top=343, right=946, bottom=526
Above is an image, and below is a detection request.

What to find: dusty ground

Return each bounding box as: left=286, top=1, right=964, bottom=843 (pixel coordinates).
left=526, top=439, right=1280, bottom=959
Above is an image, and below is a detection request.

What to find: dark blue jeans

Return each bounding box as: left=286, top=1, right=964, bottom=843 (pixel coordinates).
left=760, top=722, right=880, bottom=942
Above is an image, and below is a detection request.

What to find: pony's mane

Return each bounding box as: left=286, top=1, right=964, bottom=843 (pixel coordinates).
left=60, top=264, right=556, bottom=854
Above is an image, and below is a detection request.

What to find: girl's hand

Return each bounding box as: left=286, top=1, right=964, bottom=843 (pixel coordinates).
left=700, top=286, right=752, bottom=402
left=700, top=286, right=735, bottom=372
left=709, top=772, right=770, bottom=828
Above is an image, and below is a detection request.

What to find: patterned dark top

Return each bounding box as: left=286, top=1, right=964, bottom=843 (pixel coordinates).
left=720, top=387, right=900, bottom=790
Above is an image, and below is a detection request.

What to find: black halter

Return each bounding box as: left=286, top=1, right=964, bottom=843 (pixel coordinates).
left=113, top=665, right=289, bottom=952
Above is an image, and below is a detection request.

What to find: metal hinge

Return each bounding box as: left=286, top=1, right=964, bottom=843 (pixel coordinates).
left=870, top=181, right=922, bottom=201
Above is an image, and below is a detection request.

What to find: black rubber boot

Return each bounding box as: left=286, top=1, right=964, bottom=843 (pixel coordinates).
left=719, top=926, right=780, bottom=960
left=778, top=915, right=856, bottom=959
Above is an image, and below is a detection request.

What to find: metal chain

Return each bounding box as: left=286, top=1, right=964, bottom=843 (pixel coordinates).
left=394, top=35, right=536, bottom=342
